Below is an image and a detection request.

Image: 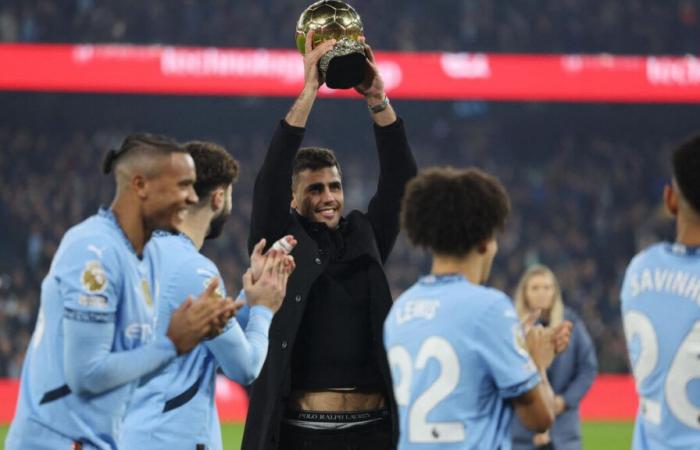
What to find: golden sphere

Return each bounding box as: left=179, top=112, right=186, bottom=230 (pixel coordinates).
left=295, top=1, right=364, bottom=54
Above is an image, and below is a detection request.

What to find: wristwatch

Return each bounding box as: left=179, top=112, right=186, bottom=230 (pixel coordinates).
left=368, top=95, right=390, bottom=114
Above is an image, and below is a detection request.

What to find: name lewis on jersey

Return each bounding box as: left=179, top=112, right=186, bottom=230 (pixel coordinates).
left=396, top=299, right=441, bottom=325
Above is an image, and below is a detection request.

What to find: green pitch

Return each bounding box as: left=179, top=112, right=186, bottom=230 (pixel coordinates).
left=581, top=421, right=634, bottom=449
left=0, top=421, right=633, bottom=449
left=219, top=422, right=633, bottom=450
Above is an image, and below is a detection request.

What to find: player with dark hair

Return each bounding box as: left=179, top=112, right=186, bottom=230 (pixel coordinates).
left=384, top=167, right=572, bottom=450
left=6, top=134, right=234, bottom=450
left=621, top=135, right=700, bottom=450
left=242, top=32, right=417, bottom=450
left=121, top=140, right=296, bottom=449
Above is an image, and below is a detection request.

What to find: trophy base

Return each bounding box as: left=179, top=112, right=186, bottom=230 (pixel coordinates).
left=324, top=53, right=366, bottom=90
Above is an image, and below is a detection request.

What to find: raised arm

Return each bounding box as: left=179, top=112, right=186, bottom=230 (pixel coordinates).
left=248, top=33, right=336, bottom=252
left=355, top=41, right=417, bottom=261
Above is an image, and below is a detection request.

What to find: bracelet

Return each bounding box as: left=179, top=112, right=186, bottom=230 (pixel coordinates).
left=368, top=95, right=390, bottom=114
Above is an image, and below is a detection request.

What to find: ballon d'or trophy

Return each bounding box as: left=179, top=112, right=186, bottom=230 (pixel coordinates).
left=296, top=0, right=366, bottom=89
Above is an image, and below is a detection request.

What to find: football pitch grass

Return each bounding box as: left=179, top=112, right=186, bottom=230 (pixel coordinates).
left=0, top=421, right=633, bottom=449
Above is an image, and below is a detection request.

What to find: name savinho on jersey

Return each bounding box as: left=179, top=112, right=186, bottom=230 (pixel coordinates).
left=627, top=267, right=700, bottom=306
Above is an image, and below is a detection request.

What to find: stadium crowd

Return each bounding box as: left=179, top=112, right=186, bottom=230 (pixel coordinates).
left=0, top=0, right=694, bottom=382
left=0, top=96, right=687, bottom=377
left=0, top=0, right=698, bottom=54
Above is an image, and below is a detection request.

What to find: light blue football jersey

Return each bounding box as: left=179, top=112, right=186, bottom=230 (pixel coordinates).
left=384, top=274, right=540, bottom=450
left=6, top=208, right=162, bottom=450
left=122, top=232, right=271, bottom=450
left=621, top=242, right=700, bottom=450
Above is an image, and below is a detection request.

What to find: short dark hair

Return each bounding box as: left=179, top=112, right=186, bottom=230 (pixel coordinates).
left=292, top=147, right=342, bottom=188
left=401, top=167, right=511, bottom=257
left=185, top=141, right=239, bottom=200
left=672, top=135, right=700, bottom=213
left=102, top=133, right=186, bottom=175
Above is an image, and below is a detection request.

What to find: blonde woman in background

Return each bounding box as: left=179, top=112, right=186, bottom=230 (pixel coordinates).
left=511, top=265, right=598, bottom=450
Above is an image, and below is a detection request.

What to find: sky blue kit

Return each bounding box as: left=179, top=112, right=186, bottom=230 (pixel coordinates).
left=384, top=274, right=540, bottom=450
left=622, top=242, right=700, bottom=450
left=6, top=208, right=175, bottom=450
left=121, top=232, right=272, bottom=450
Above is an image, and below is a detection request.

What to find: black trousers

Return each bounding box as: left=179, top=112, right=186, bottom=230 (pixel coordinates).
left=279, top=419, right=393, bottom=450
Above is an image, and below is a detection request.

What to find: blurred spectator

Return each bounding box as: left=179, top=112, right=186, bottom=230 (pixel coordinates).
left=26, top=225, right=43, bottom=273
left=0, top=0, right=698, bottom=54
left=511, top=265, right=597, bottom=450
left=0, top=96, right=688, bottom=376
left=0, top=0, right=691, bottom=383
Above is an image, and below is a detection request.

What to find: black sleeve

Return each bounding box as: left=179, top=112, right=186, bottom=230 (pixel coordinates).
left=248, top=120, right=305, bottom=253
left=366, top=118, right=418, bottom=262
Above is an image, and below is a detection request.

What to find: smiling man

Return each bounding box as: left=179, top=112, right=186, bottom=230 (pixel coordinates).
left=5, top=133, right=233, bottom=450
left=242, top=32, right=417, bottom=450
left=291, top=147, right=344, bottom=228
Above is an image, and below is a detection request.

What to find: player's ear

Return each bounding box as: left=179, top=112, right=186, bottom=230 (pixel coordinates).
left=664, top=182, right=679, bottom=217
left=132, top=174, right=148, bottom=199
left=477, top=237, right=498, bottom=256
left=211, top=187, right=225, bottom=213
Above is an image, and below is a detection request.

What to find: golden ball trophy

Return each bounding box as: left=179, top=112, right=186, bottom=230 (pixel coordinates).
left=295, top=0, right=366, bottom=89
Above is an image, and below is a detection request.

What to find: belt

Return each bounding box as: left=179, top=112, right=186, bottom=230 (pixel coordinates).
left=285, top=408, right=390, bottom=424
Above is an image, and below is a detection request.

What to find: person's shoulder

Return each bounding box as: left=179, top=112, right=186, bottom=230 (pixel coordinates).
left=479, top=287, right=518, bottom=320
left=439, top=283, right=519, bottom=339
left=57, top=214, right=126, bottom=262
left=627, top=242, right=666, bottom=271
left=481, top=285, right=511, bottom=303
left=178, top=252, right=218, bottom=278
left=148, top=231, right=193, bottom=254
left=149, top=232, right=207, bottom=266
left=49, top=215, right=131, bottom=294
left=394, top=279, right=426, bottom=304
left=462, top=286, right=519, bottom=328
left=63, top=213, right=116, bottom=243
left=172, top=249, right=216, bottom=279
left=156, top=240, right=223, bottom=299
left=345, top=210, right=370, bottom=229
left=468, top=284, right=512, bottom=310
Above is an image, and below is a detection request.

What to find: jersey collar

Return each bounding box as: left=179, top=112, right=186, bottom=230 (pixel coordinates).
left=151, top=229, right=196, bottom=248
left=419, top=273, right=467, bottom=285
left=665, top=242, right=700, bottom=257
left=98, top=207, right=139, bottom=257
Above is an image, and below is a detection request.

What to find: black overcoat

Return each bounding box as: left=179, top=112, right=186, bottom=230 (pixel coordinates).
left=242, top=118, right=417, bottom=450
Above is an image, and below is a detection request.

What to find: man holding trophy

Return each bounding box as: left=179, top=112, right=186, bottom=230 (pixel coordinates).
left=242, top=2, right=417, bottom=449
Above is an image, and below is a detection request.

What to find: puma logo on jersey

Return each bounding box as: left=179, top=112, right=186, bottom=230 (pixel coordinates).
left=87, top=244, right=107, bottom=259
